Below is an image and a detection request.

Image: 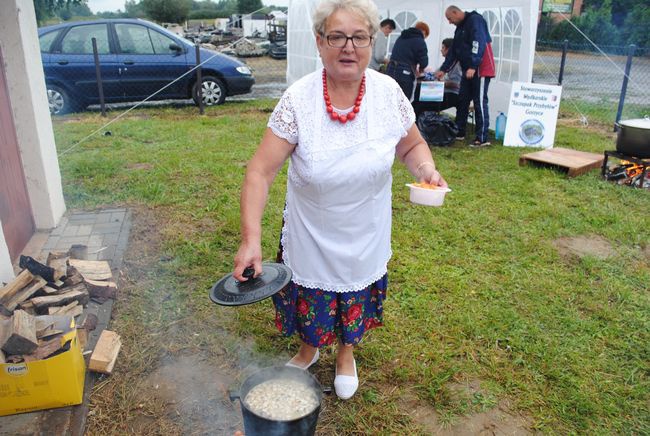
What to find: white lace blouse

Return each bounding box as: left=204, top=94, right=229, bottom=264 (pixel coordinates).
left=268, top=68, right=415, bottom=292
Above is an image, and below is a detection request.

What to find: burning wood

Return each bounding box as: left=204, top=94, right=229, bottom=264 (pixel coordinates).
left=604, top=158, right=650, bottom=188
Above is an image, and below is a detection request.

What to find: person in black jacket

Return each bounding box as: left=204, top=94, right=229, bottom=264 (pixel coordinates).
left=436, top=6, right=495, bottom=147
left=386, top=21, right=429, bottom=100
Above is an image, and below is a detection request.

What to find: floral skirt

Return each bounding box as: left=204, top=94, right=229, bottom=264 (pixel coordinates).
left=271, top=274, right=387, bottom=348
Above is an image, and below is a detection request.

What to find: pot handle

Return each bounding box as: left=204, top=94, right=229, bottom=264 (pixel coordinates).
left=229, top=389, right=241, bottom=402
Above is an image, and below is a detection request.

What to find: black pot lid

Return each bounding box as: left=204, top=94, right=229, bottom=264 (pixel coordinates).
left=210, top=262, right=292, bottom=306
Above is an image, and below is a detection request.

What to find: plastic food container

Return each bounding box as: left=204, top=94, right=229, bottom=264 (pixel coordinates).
left=406, top=183, right=451, bottom=206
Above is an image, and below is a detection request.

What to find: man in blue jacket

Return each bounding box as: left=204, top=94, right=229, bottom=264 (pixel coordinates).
left=436, top=6, right=495, bottom=147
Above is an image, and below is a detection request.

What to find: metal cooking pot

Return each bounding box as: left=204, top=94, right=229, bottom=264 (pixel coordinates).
left=229, top=366, right=323, bottom=436
left=616, top=117, right=650, bottom=158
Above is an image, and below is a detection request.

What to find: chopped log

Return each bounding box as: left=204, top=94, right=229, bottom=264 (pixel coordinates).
left=68, top=259, right=112, bottom=281
left=36, top=321, right=55, bottom=337
left=17, top=300, right=36, bottom=315
left=0, top=269, right=34, bottom=303
left=85, top=279, right=117, bottom=301
left=48, top=279, right=65, bottom=290
left=46, top=251, right=70, bottom=282
left=48, top=301, right=79, bottom=315
left=37, top=328, right=63, bottom=339
left=35, top=318, right=54, bottom=332
left=1, top=310, right=38, bottom=355
left=63, top=272, right=84, bottom=288
left=1, top=277, right=47, bottom=316
left=29, top=287, right=89, bottom=311
left=78, top=312, right=98, bottom=331
left=57, top=303, right=83, bottom=318
left=76, top=328, right=88, bottom=350
left=19, top=256, right=56, bottom=283
left=41, top=286, right=60, bottom=295
left=89, top=330, right=121, bottom=374
left=24, top=336, right=64, bottom=361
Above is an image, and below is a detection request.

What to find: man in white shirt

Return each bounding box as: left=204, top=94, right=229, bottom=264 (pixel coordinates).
left=369, top=18, right=396, bottom=71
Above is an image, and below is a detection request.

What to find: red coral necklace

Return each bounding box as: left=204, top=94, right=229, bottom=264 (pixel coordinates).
left=322, top=69, right=365, bottom=124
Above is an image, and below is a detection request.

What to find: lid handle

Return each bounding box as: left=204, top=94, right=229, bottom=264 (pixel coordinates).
left=242, top=266, right=255, bottom=281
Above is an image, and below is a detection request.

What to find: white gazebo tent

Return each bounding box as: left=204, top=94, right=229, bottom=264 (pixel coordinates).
left=287, top=0, right=538, bottom=128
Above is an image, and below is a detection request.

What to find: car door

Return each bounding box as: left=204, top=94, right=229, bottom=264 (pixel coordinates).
left=49, top=23, right=121, bottom=103
left=113, top=23, right=189, bottom=100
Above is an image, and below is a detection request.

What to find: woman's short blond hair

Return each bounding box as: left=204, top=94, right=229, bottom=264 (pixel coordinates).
left=312, top=0, right=380, bottom=37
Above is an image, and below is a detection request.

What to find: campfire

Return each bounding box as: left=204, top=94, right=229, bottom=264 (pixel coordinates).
left=602, top=152, right=650, bottom=189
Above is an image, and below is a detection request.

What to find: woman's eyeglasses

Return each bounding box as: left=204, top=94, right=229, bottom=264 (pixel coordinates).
left=325, top=33, right=373, bottom=48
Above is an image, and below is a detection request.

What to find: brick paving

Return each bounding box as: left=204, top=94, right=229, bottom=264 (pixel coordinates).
left=0, top=208, right=132, bottom=436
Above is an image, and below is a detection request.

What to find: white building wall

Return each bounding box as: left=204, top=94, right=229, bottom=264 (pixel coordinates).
left=1, top=0, right=66, bottom=230
left=0, top=225, right=14, bottom=283
left=0, top=0, right=66, bottom=282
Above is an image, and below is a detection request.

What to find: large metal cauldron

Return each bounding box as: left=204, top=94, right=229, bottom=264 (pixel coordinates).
left=616, top=117, right=650, bottom=158
left=230, top=366, right=323, bottom=436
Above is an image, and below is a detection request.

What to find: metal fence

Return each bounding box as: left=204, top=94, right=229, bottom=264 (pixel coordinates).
left=47, top=30, right=649, bottom=131
left=533, top=40, right=650, bottom=126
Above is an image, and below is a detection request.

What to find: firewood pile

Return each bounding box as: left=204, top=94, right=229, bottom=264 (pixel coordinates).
left=0, top=252, right=117, bottom=365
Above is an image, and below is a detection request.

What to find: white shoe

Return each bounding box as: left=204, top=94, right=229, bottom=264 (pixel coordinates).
left=334, top=359, right=358, bottom=400
left=285, top=349, right=319, bottom=370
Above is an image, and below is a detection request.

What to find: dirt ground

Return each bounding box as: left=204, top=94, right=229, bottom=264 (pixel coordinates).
left=85, top=206, right=543, bottom=435
left=87, top=204, right=645, bottom=434
left=399, top=379, right=535, bottom=435
left=553, top=235, right=617, bottom=260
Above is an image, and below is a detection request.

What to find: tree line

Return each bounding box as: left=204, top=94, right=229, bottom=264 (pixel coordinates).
left=537, top=0, right=649, bottom=48
left=35, top=0, right=280, bottom=26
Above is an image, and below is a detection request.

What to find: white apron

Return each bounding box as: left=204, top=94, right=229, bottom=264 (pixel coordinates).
left=268, top=69, right=415, bottom=292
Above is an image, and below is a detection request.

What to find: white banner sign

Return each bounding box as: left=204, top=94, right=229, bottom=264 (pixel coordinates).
left=503, top=82, right=562, bottom=149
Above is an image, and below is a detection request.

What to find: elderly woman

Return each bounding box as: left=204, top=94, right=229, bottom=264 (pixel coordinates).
left=233, top=0, right=447, bottom=400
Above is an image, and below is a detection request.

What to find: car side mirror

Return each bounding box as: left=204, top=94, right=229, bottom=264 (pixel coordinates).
left=169, top=43, right=182, bottom=53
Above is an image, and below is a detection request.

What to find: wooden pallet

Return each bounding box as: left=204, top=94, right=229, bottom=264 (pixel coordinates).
left=519, top=147, right=604, bottom=177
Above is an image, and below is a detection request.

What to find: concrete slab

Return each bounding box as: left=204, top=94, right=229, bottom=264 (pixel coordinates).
left=0, top=208, right=131, bottom=436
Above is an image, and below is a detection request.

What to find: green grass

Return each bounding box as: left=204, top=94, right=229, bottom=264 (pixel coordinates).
left=53, top=101, right=649, bottom=434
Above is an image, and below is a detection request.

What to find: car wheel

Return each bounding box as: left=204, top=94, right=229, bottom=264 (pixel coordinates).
left=193, top=76, right=226, bottom=106
left=47, top=85, right=78, bottom=115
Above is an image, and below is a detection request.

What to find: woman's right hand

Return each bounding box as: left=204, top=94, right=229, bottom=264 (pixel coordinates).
left=233, top=241, right=263, bottom=281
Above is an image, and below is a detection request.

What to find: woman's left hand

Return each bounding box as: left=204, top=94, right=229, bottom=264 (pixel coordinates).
left=418, top=163, right=448, bottom=188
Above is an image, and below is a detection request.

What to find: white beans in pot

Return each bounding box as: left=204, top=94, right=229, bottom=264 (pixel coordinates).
left=244, top=379, right=319, bottom=421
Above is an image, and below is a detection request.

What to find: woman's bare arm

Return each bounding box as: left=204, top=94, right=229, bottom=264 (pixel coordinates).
left=233, top=128, right=295, bottom=280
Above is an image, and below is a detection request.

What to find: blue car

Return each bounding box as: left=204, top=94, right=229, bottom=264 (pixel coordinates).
left=38, top=19, right=255, bottom=114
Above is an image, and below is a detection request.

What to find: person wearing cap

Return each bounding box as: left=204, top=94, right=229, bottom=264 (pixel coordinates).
left=386, top=21, right=430, bottom=100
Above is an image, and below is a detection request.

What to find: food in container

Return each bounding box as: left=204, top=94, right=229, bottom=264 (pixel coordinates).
left=244, top=379, right=319, bottom=421
left=406, top=183, right=451, bottom=206
left=231, top=365, right=323, bottom=436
